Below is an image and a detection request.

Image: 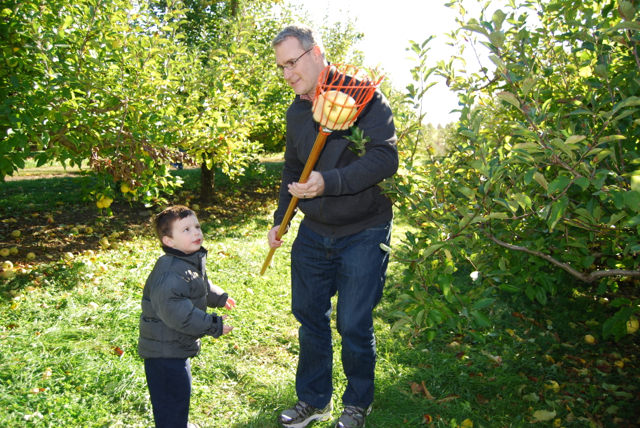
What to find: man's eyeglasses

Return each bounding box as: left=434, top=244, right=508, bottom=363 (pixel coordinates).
left=277, top=47, right=314, bottom=72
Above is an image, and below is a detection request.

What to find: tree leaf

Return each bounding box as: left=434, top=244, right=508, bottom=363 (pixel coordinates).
left=473, top=298, right=496, bottom=310
left=534, top=172, right=548, bottom=190
left=496, top=91, right=520, bottom=108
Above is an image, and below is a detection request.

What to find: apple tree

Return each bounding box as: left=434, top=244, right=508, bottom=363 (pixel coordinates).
left=387, top=0, right=640, bottom=342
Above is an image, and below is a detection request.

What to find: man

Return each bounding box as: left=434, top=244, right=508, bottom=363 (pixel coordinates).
left=268, top=24, right=398, bottom=428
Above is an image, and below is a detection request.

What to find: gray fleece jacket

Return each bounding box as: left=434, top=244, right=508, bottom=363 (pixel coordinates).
left=274, top=88, right=398, bottom=238
left=138, top=246, right=228, bottom=359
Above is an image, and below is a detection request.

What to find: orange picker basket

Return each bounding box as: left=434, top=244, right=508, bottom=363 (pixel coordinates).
left=260, top=64, right=384, bottom=275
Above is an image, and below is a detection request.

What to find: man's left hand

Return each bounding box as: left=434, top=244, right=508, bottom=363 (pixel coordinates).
left=288, top=171, right=325, bottom=199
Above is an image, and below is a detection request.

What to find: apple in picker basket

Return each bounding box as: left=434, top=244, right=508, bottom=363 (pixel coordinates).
left=323, top=90, right=357, bottom=125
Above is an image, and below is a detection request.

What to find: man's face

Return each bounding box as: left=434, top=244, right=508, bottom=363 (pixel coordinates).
left=162, top=214, right=203, bottom=254
left=275, top=37, right=325, bottom=97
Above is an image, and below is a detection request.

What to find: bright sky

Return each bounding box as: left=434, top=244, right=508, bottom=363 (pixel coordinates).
left=285, top=0, right=509, bottom=127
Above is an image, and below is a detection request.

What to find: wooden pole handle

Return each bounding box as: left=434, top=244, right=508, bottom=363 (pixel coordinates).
left=260, top=129, right=330, bottom=275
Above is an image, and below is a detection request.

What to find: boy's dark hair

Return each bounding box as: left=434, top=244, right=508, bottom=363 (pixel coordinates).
left=152, top=205, right=195, bottom=243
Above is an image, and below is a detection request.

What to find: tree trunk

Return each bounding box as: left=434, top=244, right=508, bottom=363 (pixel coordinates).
left=201, top=161, right=215, bottom=204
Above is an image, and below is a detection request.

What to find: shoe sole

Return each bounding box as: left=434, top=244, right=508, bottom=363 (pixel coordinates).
left=279, top=411, right=332, bottom=428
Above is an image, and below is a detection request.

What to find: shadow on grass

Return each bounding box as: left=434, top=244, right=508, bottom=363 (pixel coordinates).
left=0, top=162, right=283, bottom=275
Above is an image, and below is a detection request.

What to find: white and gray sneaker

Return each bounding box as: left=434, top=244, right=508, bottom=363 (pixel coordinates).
left=336, top=405, right=372, bottom=428
left=278, top=400, right=333, bottom=428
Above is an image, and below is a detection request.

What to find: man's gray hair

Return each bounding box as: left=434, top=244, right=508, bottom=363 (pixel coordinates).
left=272, top=24, right=324, bottom=52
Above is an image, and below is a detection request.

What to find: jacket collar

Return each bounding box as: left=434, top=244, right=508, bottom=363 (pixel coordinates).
left=162, top=245, right=208, bottom=260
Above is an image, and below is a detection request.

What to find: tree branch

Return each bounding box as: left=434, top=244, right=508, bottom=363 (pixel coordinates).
left=486, top=233, right=640, bottom=284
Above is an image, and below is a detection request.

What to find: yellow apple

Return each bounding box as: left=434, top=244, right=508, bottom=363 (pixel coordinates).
left=322, top=90, right=357, bottom=125
left=11, top=230, right=20, bottom=238
left=2, top=261, right=13, bottom=270
left=96, top=200, right=104, bottom=209
left=84, top=226, right=94, bottom=234
left=1, top=269, right=16, bottom=280
left=10, top=247, right=18, bottom=255
left=26, top=252, right=36, bottom=260
left=584, top=334, right=596, bottom=344
left=627, top=317, right=639, bottom=334
left=121, top=183, right=130, bottom=193
left=0, top=248, right=9, bottom=257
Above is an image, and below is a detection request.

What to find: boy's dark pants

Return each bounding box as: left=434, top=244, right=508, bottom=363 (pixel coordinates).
left=144, top=357, right=192, bottom=428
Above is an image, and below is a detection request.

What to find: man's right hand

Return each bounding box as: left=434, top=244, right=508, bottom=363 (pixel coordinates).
left=268, top=225, right=284, bottom=249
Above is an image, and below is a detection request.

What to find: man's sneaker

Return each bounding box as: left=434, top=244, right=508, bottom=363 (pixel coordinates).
left=336, top=405, right=372, bottom=428
left=278, top=400, right=333, bottom=427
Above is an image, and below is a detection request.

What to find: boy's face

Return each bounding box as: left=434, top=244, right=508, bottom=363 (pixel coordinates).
left=161, top=214, right=203, bottom=254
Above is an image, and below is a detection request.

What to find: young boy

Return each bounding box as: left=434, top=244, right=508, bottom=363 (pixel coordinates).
left=138, top=205, right=235, bottom=428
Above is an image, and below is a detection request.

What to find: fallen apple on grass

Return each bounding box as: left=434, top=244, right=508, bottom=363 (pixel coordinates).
left=9, top=247, right=18, bottom=255
left=11, top=230, right=21, bottom=238
left=2, top=261, right=13, bottom=270
left=584, top=334, right=596, bottom=344
left=1, top=269, right=16, bottom=280
left=0, top=248, right=9, bottom=257
left=26, top=252, right=36, bottom=261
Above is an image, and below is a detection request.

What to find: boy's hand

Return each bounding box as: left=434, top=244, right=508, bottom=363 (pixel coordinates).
left=221, top=314, right=233, bottom=335
left=225, top=297, right=236, bottom=310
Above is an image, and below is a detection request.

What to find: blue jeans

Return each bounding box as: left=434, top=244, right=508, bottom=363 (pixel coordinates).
left=291, top=221, right=392, bottom=409
left=144, top=358, right=192, bottom=428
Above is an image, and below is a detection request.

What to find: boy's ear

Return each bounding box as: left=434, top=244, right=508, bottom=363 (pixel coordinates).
left=161, top=235, right=175, bottom=248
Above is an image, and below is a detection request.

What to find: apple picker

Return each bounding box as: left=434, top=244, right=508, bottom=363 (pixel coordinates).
left=260, top=64, right=384, bottom=275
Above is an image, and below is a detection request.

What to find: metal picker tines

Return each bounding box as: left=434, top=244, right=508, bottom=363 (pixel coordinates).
left=260, top=64, right=384, bottom=275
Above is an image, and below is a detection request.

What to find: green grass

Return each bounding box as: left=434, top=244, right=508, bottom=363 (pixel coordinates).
left=1, top=168, right=639, bottom=427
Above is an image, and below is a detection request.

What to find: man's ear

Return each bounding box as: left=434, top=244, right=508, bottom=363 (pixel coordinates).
left=161, top=235, right=174, bottom=247
left=312, top=45, right=324, bottom=61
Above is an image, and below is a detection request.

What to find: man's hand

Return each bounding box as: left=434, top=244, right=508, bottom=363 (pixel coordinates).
left=268, top=225, right=284, bottom=249
left=288, top=171, right=325, bottom=199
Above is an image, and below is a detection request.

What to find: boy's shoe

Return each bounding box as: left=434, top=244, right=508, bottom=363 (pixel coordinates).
left=278, top=400, right=333, bottom=427
left=336, top=405, right=372, bottom=428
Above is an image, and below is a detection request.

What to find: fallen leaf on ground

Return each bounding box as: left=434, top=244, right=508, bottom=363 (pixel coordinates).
left=481, top=350, right=503, bottom=364
left=421, top=381, right=434, bottom=399
left=531, top=409, right=556, bottom=422
left=409, top=381, right=434, bottom=399
left=476, top=394, right=489, bottom=405
left=437, top=394, right=459, bottom=404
